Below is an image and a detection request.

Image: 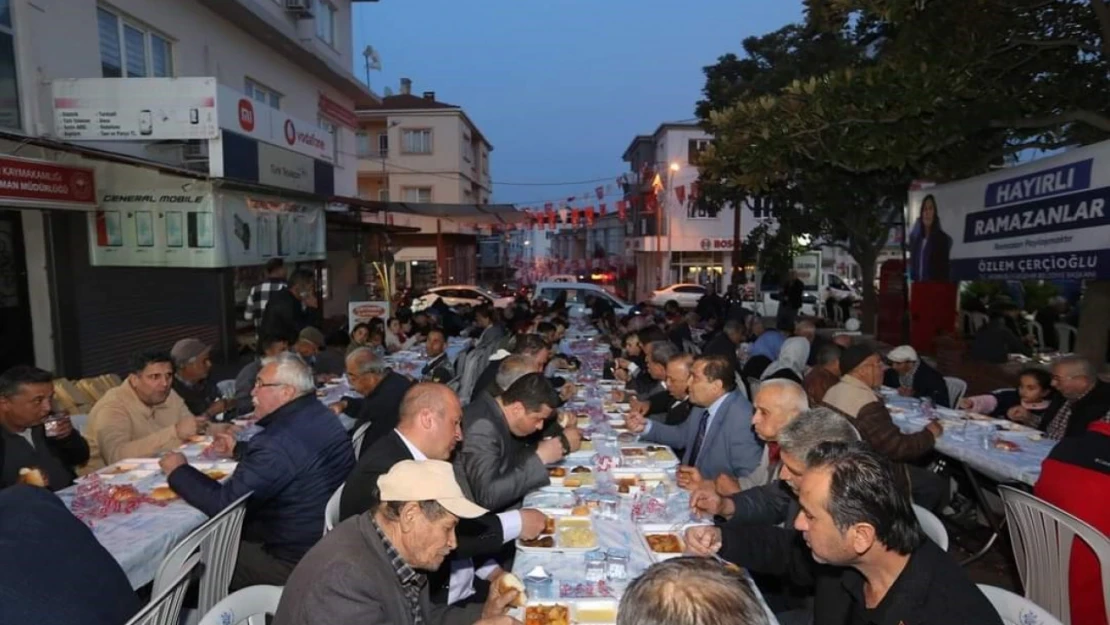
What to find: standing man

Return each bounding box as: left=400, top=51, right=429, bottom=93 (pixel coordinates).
left=0, top=366, right=89, bottom=491
left=160, top=352, right=354, bottom=589
left=244, top=258, right=287, bottom=330
left=170, top=338, right=227, bottom=419
left=259, top=269, right=320, bottom=347
left=626, top=354, right=764, bottom=491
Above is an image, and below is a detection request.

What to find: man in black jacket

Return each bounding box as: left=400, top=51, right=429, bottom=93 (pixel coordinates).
left=339, top=383, right=546, bottom=605
left=686, top=442, right=1000, bottom=625
left=259, top=269, right=320, bottom=346
left=628, top=341, right=681, bottom=420
left=702, top=319, right=743, bottom=375
left=0, top=366, right=89, bottom=491
left=1044, top=355, right=1110, bottom=440
left=883, top=345, right=951, bottom=408
left=337, top=347, right=413, bottom=454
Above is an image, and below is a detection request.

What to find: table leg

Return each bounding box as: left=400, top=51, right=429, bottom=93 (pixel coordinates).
left=957, top=460, right=1005, bottom=566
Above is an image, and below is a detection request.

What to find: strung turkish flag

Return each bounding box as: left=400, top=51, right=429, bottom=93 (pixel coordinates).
left=644, top=194, right=658, bottom=214
left=571, top=208, right=580, bottom=226
left=675, top=185, right=687, bottom=205
left=585, top=206, right=595, bottom=226
left=595, top=186, right=604, bottom=200
left=617, top=200, right=626, bottom=220
left=599, top=203, right=607, bottom=216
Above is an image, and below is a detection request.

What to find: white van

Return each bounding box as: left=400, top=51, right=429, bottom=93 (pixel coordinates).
left=533, top=281, right=633, bottom=317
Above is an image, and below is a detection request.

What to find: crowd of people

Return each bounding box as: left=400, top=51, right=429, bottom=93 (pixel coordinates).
left=1, top=271, right=1108, bottom=625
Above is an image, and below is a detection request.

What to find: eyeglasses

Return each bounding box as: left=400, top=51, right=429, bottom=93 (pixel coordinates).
left=254, top=380, right=287, bottom=389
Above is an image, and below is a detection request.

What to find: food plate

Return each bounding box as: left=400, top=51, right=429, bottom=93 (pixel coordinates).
left=523, top=490, right=578, bottom=509
left=619, top=445, right=678, bottom=467
left=638, top=523, right=710, bottom=562
left=610, top=470, right=673, bottom=496
left=517, top=516, right=599, bottom=553
left=148, top=483, right=179, bottom=501
left=514, top=600, right=618, bottom=625
left=548, top=466, right=595, bottom=488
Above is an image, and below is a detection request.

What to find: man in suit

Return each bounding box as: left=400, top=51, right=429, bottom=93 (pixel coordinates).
left=470, top=334, right=550, bottom=403
left=626, top=354, right=764, bottom=492
left=628, top=341, right=681, bottom=421
left=702, top=319, right=743, bottom=375
left=662, top=353, right=695, bottom=428
left=274, top=460, right=518, bottom=625
left=883, top=345, right=951, bottom=408
left=460, top=373, right=574, bottom=511
left=421, top=329, right=455, bottom=384
left=332, top=348, right=413, bottom=453
left=0, top=366, right=89, bottom=491
left=340, top=383, right=546, bottom=605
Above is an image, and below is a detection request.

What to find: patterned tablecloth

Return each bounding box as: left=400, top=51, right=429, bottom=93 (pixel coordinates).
left=883, top=391, right=1054, bottom=486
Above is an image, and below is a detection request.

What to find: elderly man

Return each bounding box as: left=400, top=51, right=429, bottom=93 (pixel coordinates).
left=662, top=353, right=695, bottom=427
left=86, top=350, right=205, bottom=470
left=421, top=328, right=455, bottom=384
left=1043, top=355, right=1110, bottom=440
left=702, top=319, right=743, bottom=375
left=338, top=347, right=414, bottom=454
left=626, top=354, right=764, bottom=491
left=804, top=343, right=842, bottom=404
left=688, top=443, right=1001, bottom=625
left=0, top=366, right=88, bottom=491
left=274, top=460, right=518, bottom=625
left=617, top=557, right=770, bottom=625
left=233, top=335, right=289, bottom=413
left=160, top=352, right=354, bottom=589
left=340, top=383, right=546, bottom=606
left=460, top=372, right=570, bottom=510
left=170, top=338, right=226, bottom=419
left=882, top=345, right=951, bottom=407
left=629, top=341, right=682, bottom=421
left=471, top=334, right=550, bottom=403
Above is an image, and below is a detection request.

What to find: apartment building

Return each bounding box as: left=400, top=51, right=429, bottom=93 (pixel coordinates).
left=0, top=0, right=378, bottom=376
left=355, top=79, right=495, bottom=289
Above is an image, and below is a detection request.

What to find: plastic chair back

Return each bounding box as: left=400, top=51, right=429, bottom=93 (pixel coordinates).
left=944, top=376, right=968, bottom=408
left=977, top=584, right=1064, bottom=625
left=913, top=504, right=949, bottom=551
left=152, top=493, right=251, bottom=622
left=126, top=555, right=199, bottom=625
left=1054, top=323, right=1078, bottom=353
left=999, top=485, right=1110, bottom=625
left=198, top=585, right=283, bottom=625
left=350, top=421, right=373, bottom=461
left=324, top=483, right=345, bottom=534
left=1028, top=321, right=1045, bottom=349
left=216, top=379, right=237, bottom=397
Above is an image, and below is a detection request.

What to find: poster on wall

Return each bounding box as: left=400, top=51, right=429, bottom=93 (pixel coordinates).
left=907, top=141, right=1110, bottom=281
left=348, top=301, right=391, bottom=331
left=88, top=190, right=217, bottom=267
left=220, top=194, right=326, bottom=267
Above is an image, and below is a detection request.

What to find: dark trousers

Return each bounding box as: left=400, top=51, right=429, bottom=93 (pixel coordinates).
left=231, top=542, right=298, bottom=591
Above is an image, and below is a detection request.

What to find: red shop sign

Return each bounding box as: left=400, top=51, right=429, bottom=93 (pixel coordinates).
left=0, top=156, right=96, bottom=207
left=318, top=93, right=360, bottom=129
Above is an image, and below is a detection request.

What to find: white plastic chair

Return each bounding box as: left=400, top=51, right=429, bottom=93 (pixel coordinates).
left=152, top=493, right=251, bottom=625
left=351, top=421, right=373, bottom=461
left=977, top=584, right=1064, bottom=625
left=1028, top=320, right=1045, bottom=349
left=1054, top=323, right=1078, bottom=353
left=913, top=504, right=949, bottom=552
left=198, top=585, right=283, bottom=625
left=216, top=379, right=237, bottom=398
left=999, top=485, right=1110, bottom=625
left=324, top=483, right=345, bottom=533
left=944, top=376, right=968, bottom=408
left=126, top=556, right=199, bottom=625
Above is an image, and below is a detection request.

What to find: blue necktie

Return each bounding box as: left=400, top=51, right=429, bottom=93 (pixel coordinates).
left=687, top=409, right=711, bottom=466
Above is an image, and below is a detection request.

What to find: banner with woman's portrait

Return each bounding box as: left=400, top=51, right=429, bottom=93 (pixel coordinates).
left=907, top=141, right=1110, bottom=281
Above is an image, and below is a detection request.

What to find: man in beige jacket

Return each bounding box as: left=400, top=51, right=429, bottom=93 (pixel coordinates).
left=86, top=350, right=206, bottom=469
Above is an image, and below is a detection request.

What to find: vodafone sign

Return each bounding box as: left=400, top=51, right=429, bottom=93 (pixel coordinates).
left=217, top=85, right=333, bottom=162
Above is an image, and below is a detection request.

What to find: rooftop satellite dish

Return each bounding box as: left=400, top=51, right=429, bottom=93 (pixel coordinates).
left=363, top=45, right=382, bottom=71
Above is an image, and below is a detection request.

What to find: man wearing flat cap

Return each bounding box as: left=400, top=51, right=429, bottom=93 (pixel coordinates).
left=274, top=460, right=520, bottom=625
left=170, top=338, right=227, bottom=419
left=882, top=345, right=951, bottom=408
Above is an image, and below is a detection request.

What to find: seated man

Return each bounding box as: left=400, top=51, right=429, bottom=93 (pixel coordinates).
left=86, top=350, right=206, bottom=470
left=335, top=347, right=413, bottom=452
left=883, top=345, right=951, bottom=408
left=274, top=460, right=516, bottom=625
left=170, top=338, right=227, bottom=419
left=1042, top=355, right=1110, bottom=440
left=701, top=319, right=743, bottom=375
left=460, top=373, right=570, bottom=510
left=616, top=557, right=770, bottom=625
left=340, top=383, right=545, bottom=605
left=470, top=333, right=552, bottom=403
left=628, top=341, right=682, bottom=421
left=0, top=485, right=141, bottom=625
left=421, top=329, right=455, bottom=384
left=233, top=335, right=289, bottom=414
left=803, top=343, right=842, bottom=405
left=159, top=353, right=355, bottom=589
left=0, top=366, right=89, bottom=491
left=626, top=355, right=764, bottom=491
left=688, top=442, right=1001, bottom=625
left=662, top=353, right=695, bottom=428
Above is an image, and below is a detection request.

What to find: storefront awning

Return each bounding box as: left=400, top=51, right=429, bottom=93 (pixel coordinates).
left=344, top=199, right=527, bottom=225
left=325, top=209, right=419, bottom=234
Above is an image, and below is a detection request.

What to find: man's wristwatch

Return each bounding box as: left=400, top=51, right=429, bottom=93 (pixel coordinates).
left=557, top=432, right=572, bottom=455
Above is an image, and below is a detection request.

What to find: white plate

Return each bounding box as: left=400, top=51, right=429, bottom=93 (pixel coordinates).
left=511, top=600, right=619, bottom=624
left=516, top=516, right=600, bottom=554
left=637, top=522, right=710, bottom=562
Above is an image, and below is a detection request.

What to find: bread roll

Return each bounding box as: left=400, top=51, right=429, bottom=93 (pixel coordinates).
left=498, top=572, right=527, bottom=607
left=17, top=467, right=47, bottom=488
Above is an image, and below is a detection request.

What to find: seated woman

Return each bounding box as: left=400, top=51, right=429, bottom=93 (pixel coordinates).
left=384, top=317, right=418, bottom=354
left=760, top=336, right=810, bottom=384
left=346, top=323, right=371, bottom=355
left=959, top=367, right=1058, bottom=428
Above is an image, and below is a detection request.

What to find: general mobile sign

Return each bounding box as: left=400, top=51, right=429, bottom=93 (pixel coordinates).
left=907, top=142, right=1110, bottom=281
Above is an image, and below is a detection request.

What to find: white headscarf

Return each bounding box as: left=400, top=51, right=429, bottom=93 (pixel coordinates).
left=761, top=336, right=810, bottom=381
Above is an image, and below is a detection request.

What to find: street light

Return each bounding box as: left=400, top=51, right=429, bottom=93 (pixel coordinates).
left=669, top=162, right=680, bottom=173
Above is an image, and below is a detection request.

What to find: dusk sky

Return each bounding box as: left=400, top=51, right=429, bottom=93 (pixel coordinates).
left=352, top=0, right=804, bottom=206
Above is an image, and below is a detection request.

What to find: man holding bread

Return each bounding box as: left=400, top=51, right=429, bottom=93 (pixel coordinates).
left=274, top=460, right=523, bottom=625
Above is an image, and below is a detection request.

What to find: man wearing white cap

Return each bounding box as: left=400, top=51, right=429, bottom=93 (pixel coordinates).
left=882, top=345, right=951, bottom=408
left=274, top=460, right=520, bottom=625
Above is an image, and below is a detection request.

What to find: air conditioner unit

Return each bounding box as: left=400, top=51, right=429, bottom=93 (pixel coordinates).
left=285, top=0, right=315, bottom=17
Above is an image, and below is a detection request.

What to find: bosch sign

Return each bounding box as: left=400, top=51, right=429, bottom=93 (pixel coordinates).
left=699, top=238, right=737, bottom=250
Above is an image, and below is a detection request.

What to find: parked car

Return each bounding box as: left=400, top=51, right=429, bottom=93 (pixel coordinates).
left=411, top=285, right=514, bottom=312
left=650, top=283, right=707, bottom=309
left=533, top=281, right=633, bottom=317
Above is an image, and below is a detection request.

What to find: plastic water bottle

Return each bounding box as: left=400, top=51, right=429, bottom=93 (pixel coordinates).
left=921, top=397, right=935, bottom=420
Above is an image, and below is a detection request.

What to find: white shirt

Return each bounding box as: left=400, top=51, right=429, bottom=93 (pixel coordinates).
left=643, top=391, right=728, bottom=437
left=395, top=430, right=522, bottom=604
